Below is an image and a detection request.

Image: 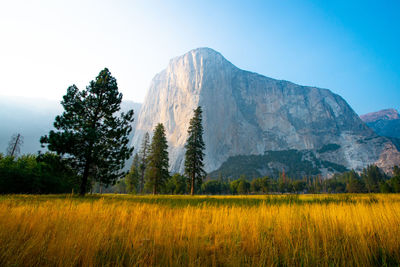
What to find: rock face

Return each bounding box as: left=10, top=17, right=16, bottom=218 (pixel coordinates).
left=360, top=108, right=400, bottom=123
left=360, top=108, right=400, bottom=155
left=132, top=48, right=400, bottom=174
left=361, top=109, right=400, bottom=139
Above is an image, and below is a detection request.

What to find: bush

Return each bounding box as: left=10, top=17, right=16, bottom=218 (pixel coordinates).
left=164, top=174, right=187, bottom=194
left=202, top=180, right=230, bottom=195
left=0, top=153, right=79, bottom=194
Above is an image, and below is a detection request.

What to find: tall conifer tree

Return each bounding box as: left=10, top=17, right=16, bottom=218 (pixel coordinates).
left=145, top=123, right=169, bottom=194
left=184, top=106, right=206, bottom=195
left=40, top=68, right=134, bottom=196
left=138, top=132, right=150, bottom=193
left=125, top=154, right=140, bottom=193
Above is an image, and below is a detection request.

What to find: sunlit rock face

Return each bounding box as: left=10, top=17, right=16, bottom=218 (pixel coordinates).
left=132, top=47, right=400, bottom=174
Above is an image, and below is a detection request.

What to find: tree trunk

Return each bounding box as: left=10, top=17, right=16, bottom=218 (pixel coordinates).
left=80, top=161, right=90, bottom=196
left=191, top=174, right=194, bottom=195
left=140, top=172, right=145, bottom=194
left=10, top=134, right=20, bottom=157
left=153, top=184, right=157, bottom=195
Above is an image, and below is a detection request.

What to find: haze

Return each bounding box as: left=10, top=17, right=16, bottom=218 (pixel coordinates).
left=0, top=0, right=399, bottom=114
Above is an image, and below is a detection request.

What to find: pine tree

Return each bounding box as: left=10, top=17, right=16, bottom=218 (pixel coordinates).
left=184, top=106, right=206, bottom=195
left=40, top=68, right=134, bottom=196
left=125, top=154, right=140, bottom=193
left=138, top=132, right=150, bottom=193
left=145, top=123, right=169, bottom=194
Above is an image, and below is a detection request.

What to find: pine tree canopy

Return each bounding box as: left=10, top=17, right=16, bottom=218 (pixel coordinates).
left=138, top=132, right=150, bottom=193
left=40, top=68, right=134, bottom=195
left=126, top=154, right=140, bottom=193
left=184, top=106, right=206, bottom=195
left=145, top=123, right=169, bottom=194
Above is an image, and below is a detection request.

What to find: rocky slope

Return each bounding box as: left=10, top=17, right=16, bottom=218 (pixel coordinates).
left=132, top=48, right=400, bottom=175
left=360, top=108, right=400, bottom=154
left=360, top=108, right=400, bottom=123
left=361, top=109, right=400, bottom=139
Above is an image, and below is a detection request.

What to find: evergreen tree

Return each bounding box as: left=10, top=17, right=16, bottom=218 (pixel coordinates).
left=345, top=170, right=365, bottom=193
left=237, top=179, right=250, bottom=194
left=145, top=123, right=169, bottom=194
left=390, top=166, right=400, bottom=193
left=393, top=165, right=400, bottom=177
left=138, top=132, right=150, bottom=193
left=125, top=154, right=140, bottom=193
left=40, top=68, right=134, bottom=196
left=184, top=106, right=206, bottom=195
left=165, top=173, right=187, bottom=194
left=362, top=165, right=385, bottom=193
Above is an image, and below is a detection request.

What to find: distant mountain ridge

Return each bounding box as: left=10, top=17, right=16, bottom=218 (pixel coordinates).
left=132, top=47, right=400, bottom=175
left=360, top=108, right=400, bottom=123
left=360, top=108, right=400, bottom=139
left=361, top=108, right=400, bottom=152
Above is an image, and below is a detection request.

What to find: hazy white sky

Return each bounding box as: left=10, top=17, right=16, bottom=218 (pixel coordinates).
left=0, top=0, right=180, bottom=102
left=0, top=0, right=399, bottom=114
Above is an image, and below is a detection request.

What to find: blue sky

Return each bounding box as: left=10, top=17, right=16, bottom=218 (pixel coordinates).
left=0, top=0, right=399, bottom=114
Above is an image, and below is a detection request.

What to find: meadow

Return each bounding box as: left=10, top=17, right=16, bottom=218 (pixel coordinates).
left=0, top=194, right=399, bottom=266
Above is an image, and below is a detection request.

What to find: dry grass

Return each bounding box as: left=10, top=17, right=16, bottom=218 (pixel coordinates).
left=0, top=194, right=400, bottom=266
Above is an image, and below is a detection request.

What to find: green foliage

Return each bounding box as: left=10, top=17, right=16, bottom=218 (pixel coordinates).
left=40, top=68, right=134, bottom=195
left=362, top=165, right=386, bottom=193
left=324, top=176, right=346, bottom=193
left=229, top=179, right=240, bottom=194
left=184, top=106, right=206, bottom=195
left=145, top=123, right=169, bottom=194
left=317, top=143, right=341, bottom=153
left=125, top=154, right=140, bottom=194
left=379, top=181, right=392, bottom=193
left=114, top=179, right=128, bottom=194
left=0, top=153, right=79, bottom=194
left=138, top=132, right=150, bottom=193
left=250, top=177, right=270, bottom=193
left=320, top=160, right=348, bottom=173
left=202, top=165, right=398, bottom=195
left=230, top=177, right=250, bottom=195
left=389, top=176, right=400, bottom=193
left=209, top=150, right=348, bottom=179
left=164, top=174, right=187, bottom=194
left=389, top=166, right=400, bottom=193
left=292, top=180, right=306, bottom=193
left=201, top=180, right=230, bottom=195
left=345, top=171, right=365, bottom=193
left=237, top=180, right=250, bottom=194
left=394, top=165, right=400, bottom=177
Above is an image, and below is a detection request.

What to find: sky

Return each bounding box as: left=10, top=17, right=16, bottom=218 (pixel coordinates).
left=0, top=0, right=399, bottom=115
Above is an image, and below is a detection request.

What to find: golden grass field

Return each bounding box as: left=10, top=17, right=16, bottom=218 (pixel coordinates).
left=0, top=194, right=399, bottom=266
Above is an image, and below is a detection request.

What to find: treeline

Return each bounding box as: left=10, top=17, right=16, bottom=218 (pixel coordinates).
left=201, top=165, right=400, bottom=195
left=113, top=164, right=400, bottom=195
left=0, top=153, right=79, bottom=194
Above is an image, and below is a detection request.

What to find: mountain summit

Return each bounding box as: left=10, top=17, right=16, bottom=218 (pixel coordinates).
left=361, top=108, right=400, bottom=123
left=132, top=48, right=400, bottom=175
left=361, top=109, right=400, bottom=152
